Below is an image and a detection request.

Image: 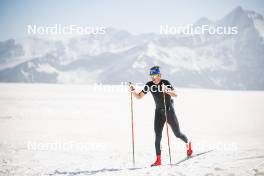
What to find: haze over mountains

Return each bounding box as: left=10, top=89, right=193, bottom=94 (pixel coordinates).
left=0, top=6, right=264, bottom=90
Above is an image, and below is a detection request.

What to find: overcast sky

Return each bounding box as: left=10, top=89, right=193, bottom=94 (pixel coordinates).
left=0, top=0, right=264, bottom=40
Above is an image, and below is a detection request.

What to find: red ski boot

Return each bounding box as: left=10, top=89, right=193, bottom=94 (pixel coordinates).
left=151, top=155, right=161, bottom=167
left=186, top=141, right=193, bottom=157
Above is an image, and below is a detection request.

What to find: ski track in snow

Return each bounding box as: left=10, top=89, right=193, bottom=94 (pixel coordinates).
left=0, top=83, right=264, bottom=176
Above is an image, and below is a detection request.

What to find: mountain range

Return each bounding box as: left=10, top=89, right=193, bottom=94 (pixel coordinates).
left=0, top=6, right=264, bottom=90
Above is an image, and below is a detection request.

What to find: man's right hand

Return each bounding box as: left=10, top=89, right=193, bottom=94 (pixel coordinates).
left=129, top=82, right=145, bottom=99
left=129, top=82, right=135, bottom=93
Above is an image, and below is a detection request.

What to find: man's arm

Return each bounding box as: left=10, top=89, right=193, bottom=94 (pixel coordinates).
left=129, top=83, right=146, bottom=99
left=165, top=89, right=177, bottom=97
left=132, top=91, right=145, bottom=99
left=162, top=82, right=177, bottom=97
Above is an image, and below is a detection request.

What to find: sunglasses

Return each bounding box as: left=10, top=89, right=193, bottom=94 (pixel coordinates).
left=150, top=74, right=160, bottom=79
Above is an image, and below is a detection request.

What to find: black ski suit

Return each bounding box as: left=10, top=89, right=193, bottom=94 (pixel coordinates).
left=141, top=79, right=188, bottom=155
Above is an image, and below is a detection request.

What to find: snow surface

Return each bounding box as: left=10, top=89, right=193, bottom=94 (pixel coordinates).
left=0, top=83, right=264, bottom=176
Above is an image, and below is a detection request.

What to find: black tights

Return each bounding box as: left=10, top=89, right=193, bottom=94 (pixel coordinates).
left=154, top=106, right=188, bottom=155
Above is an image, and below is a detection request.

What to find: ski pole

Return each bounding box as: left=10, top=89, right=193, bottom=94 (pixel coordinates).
left=129, top=82, right=135, bottom=166
left=162, top=84, right=172, bottom=166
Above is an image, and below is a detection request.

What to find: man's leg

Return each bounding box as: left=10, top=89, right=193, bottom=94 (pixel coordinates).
left=151, top=110, right=165, bottom=166
left=154, top=110, right=165, bottom=155
left=167, top=107, right=188, bottom=143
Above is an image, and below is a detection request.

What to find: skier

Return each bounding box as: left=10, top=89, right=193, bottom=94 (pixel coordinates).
left=129, top=66, right=192, bottom=166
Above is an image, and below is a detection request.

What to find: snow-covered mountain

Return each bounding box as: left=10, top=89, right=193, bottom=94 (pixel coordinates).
left=0, top=6, right=264, bottom=90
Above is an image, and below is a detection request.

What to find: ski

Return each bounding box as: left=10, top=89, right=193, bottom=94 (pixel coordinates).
left=173, top=150, right=214, bottom=166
